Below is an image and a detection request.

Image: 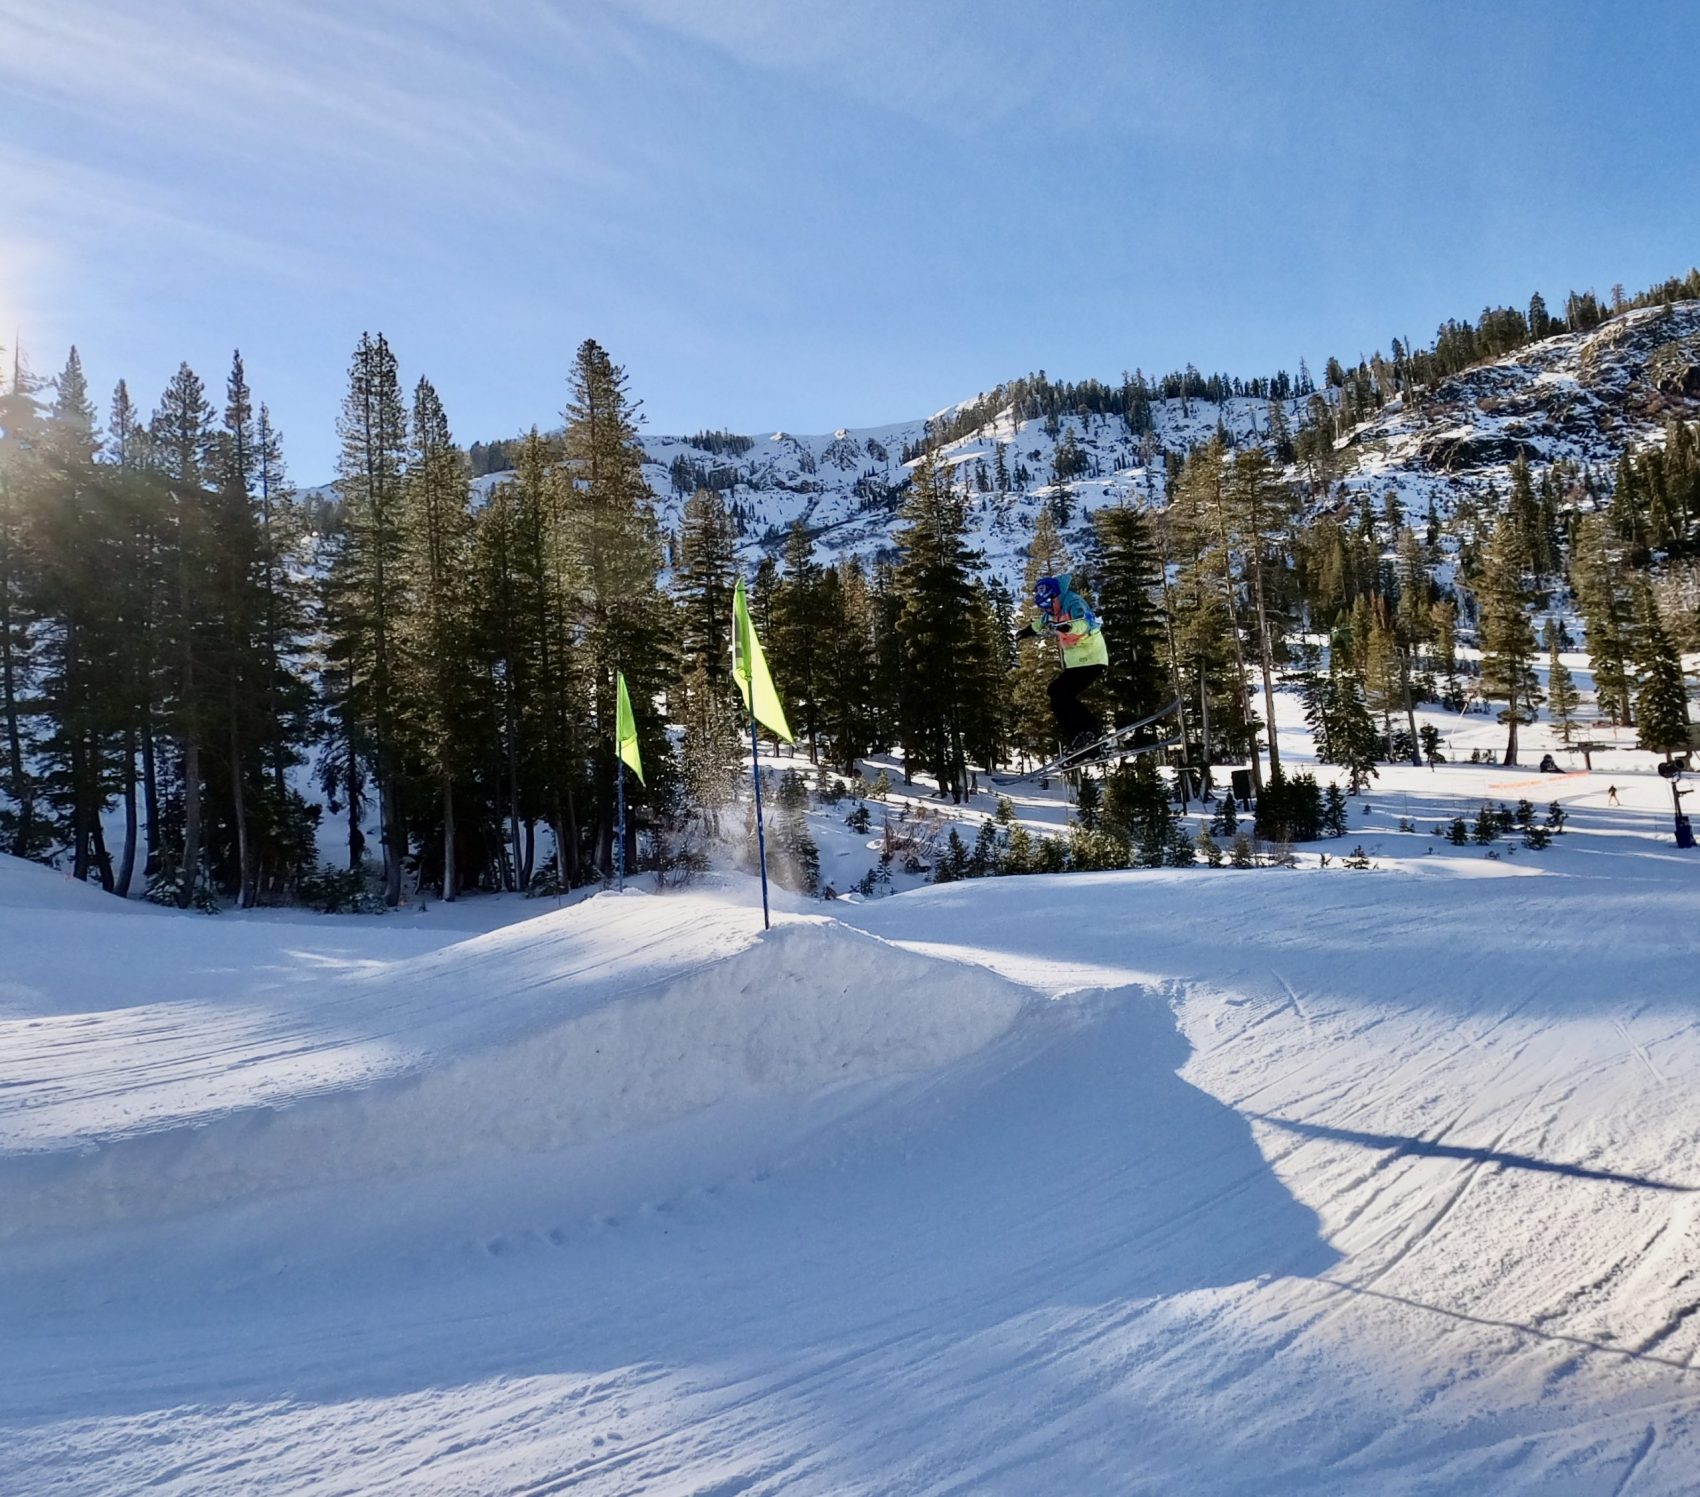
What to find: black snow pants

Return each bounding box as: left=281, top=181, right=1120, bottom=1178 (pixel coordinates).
left=1048, top=664, right=1105, bottom=745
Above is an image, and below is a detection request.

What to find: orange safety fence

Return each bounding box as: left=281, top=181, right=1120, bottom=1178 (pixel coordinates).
left=1486, top=770, right=1592, bottom=791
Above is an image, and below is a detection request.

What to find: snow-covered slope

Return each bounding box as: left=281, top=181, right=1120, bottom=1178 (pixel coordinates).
left=4, top=698, right=1700, bottom=1493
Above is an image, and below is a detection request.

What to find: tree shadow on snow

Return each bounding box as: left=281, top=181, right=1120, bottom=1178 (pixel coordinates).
left=1250, top=1114, right=1699, bottom=1193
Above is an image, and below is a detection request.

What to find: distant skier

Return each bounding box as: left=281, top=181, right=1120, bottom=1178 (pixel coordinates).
left=1016, top=574, right=1108, bottom=751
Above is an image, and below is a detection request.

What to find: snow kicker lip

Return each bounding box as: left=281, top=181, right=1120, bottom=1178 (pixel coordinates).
left=0, top=917, right=1025, bottom=1243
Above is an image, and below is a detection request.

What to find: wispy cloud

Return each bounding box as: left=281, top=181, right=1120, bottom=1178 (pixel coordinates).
left=0, top=0, right=621, bottom=185
left=606, top=0, right=1267, bottom=147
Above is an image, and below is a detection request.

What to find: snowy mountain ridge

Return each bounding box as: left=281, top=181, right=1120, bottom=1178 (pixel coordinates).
left=596, top=298, right=1699, bottom=579
left=304, top=300, right=1700, bottom=585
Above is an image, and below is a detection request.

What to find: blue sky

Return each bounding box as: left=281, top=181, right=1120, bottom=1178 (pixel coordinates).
left=3, top=0, right=1696, bottom=478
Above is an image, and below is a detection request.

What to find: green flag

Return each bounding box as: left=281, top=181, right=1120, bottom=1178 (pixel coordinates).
left=615, top=670, right=644, bottom=785
left=732, top=577, right=794, bottom=743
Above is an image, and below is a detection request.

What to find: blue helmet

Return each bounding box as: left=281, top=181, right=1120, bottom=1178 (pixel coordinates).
left=1034, top=575, right=1062, bottom=608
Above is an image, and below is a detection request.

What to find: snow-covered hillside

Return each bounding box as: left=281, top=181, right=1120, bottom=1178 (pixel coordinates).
left=305, top=303, right=1700, bottom=587
left=623, top=394, right=1258, bottom=581
left=625, top=301, right=1699, bottom=580
left=4, top=684, right=1699, bottom=1494
left=1333, top=299, right=1700, bottom=526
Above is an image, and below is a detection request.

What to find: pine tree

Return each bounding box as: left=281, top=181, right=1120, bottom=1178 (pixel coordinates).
left=805, top=561, right=867, bottom=774
left=1477, top=518, right=1543, bottom=765
left=1631, top=586, right=1691, bottom=755
left=1103, top=753, right=1172, bottom=865
left=204, top=350, right=272, bottom=905
left=1507, top=454, right=1549, bottom=577
left=1335, top=666, right=1381, bottom=793
left=1074, top=771, right=1102, bottom=830
left=326, top=332, right=410, bottom=904
left=1230, top=447, right=1295, bottom=777
left=150, top=361, right=218, bottom=905
left=673, top=485, right=743, bottom=809
left=469, top=461, right=537, bottom=887
left=1543, top=619, right=1580, bottom=745
left=1323, top=782, right=1349, bottom=837
left=1011, top=504, right=1069, bottom=763
left=770, top=768, right=819, bottom=894
left=1571, top=514, right=1634, bottom=726
left=893, top=454, right=977, bottom=800
left=31, top=347, right=116, bottom=885
left=561, top=339, right=671, bottom=876
left=400, top=377, right=476, bottom=899
left=1359, top=595, right=1402, bottom=751
left=509, top=427, right=582, bottom=885
left=0, top=346, right=43, bottom=860
left=1090, top=500, right=1168, bottom=734
left=675, top=487, right=736, bottom=691
left=249, top=402, right=315, bottom=900
left=101, top=378, right=153, bottom=894
left=773, top=521, right=823, bottom=760
left=1177, top=438, right=1263, bottom=792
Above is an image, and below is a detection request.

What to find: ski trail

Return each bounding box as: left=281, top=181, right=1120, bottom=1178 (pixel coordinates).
left=1615, top=1018, right=1664, bottom=1084
left=1609, top=1423, right=1657, bottom=1497
left=1271, top=970, right=1309, bottom=1026
left=1355, top=1083, right=1547, bottom=1290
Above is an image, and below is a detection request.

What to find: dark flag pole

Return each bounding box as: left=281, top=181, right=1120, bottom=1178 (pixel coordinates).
left=732, top=576, right=788, bottom=932
left=749, top=711, right=770, bottom=929
left=615, top=755, right=626, bottom=893
left=613, top=669, right=643, bottom=894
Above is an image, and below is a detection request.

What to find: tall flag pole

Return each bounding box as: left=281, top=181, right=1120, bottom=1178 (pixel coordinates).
left=614, top=670, right=644, bottom=893
left=732, top=577, right=793, bottom=929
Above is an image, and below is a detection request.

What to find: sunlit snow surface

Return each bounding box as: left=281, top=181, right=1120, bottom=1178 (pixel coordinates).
left=3, top=693, right=1700, bottom=1494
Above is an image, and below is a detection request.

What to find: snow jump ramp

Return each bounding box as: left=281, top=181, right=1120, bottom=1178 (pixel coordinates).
left=0, top=892, right=1027, bottom=1241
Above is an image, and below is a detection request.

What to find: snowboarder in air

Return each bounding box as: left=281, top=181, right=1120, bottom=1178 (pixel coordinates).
left=1016, top=574, right=1108, bottom=752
